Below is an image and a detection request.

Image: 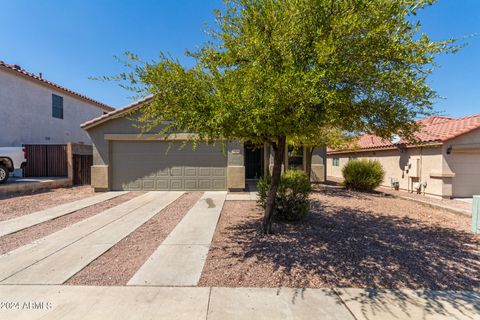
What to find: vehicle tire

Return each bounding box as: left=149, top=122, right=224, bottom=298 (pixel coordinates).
left=0, top=165, right=9, bottom=184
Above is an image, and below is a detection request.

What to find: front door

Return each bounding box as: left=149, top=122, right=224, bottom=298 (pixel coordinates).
left=245, top=143, right=263, bottom=179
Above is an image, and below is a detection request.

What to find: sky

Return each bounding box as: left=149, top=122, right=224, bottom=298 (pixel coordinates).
left=0, top=0, right=479, bottom=117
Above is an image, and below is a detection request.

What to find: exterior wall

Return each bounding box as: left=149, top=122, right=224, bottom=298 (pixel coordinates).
left=327, top=146, right=446, bottom=197
left=227, top=141, right=245, bottom=190
left=443, top=128, right=480, bottom=197
left=310, top=147, right=327, bottom=182
left=86, top=111, right=162, bottom=191
left=0, top=69, right=107, bottom=147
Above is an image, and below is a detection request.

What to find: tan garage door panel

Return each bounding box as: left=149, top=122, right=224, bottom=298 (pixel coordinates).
left=451, top=153, right=480, bottom=197
left=111, top=141, right=227, bottom=191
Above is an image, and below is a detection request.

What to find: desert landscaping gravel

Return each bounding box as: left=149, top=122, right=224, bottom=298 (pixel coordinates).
left=0, top=192, right=142, bottom=255
left=66, top=192, right=203, bottom=286
left=199, top=185, right=480, bottom=290
left=0, top=186, right=96, bottom=221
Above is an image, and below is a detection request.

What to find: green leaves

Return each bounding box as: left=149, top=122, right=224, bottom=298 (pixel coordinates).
left=112, top=0, right=458, bottom=146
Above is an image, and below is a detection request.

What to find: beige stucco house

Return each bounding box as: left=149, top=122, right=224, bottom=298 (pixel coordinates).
left=81, top=96, right=326, bottom=191
left=0, top=61, right=113, bottom=147
left=327, top=115, right=480, bottom=198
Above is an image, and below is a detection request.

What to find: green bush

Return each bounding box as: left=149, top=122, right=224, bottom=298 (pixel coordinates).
left=257, top=170, right=311, bottom=222
left=342, top=159, right=385, bottom=191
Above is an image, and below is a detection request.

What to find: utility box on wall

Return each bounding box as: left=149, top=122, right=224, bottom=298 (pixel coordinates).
left=407, top=158, right=420, bottom=178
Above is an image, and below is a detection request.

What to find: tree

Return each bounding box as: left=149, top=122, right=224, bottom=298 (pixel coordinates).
left=290, top=126, right=356, bottom=180
left=113, top=0, right=458, bottom=234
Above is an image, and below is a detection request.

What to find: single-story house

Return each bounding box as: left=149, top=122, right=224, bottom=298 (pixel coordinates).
left=81, top=96, right=326, bottom=191
left=327, top=115, right=480, bottom=198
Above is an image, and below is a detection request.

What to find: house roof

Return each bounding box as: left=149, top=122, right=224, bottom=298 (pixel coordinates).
left=81, top=95, right=153, bottom=129
left=0, top=61, right=114, bottom=112
left=328, top=114, right=480, bottom=154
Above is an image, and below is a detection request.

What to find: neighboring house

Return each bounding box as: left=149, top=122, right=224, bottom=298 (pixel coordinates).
left=0, top=61, right=114, bottom=147
left=327, top=115, right=480, bottom=198
left=81, top=96, right=326, bottom=191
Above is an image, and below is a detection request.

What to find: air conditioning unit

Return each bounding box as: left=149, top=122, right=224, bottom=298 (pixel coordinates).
left=390, top=177, right=400, bottom=190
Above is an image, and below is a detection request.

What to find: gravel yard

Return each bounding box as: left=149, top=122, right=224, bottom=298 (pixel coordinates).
left=66, top=192, right=203, bottom=286
left=199, top=185, right=480, bottom=290
left=0, top=192, right=142, bottom=255
left=0, top=186, right=96, bottom=221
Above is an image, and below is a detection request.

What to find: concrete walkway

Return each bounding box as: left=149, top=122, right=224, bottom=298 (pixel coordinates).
left=128, top=191, right=227, bottom=286
left=0, top=191, right=128, bottom=237
left=226, top=192, right=258, bottom=201
left=0, top=192, right=183, bottom=284
left=0, top=285, right=477, bottom=320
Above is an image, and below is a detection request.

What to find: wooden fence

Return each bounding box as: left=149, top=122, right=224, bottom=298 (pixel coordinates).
left=73, top=154, right=93, bottom=185
left=23, top=144, right=68, bottom=177
left=23, top=144, right=93, bottom=185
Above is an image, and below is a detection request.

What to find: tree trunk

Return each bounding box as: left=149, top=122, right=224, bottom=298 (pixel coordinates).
left=262, top=136, right=286, bottom=234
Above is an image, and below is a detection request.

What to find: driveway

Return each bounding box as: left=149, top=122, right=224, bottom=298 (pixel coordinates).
left=0, top=191, right=226, bottom=286
left=0, top=189, right=478, bottom=320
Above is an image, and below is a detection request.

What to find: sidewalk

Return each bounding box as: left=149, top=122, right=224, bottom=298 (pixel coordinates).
left=0, top=285, right=477, bottom=320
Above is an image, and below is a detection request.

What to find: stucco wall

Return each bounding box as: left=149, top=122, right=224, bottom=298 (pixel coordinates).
left=443, top=128, right=480, bottom=197
left=327, top=146, right=445, bottom=197
left=0, top=69, right=107, bottom=147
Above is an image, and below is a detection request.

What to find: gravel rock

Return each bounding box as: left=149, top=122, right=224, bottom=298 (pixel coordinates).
left=0, top=186, right=95, bottom=221
left=0, top=192, right=142, bottom=255
left=66, top=192, right=203, bottom=286
left=199, top=185, right=480, bottom=290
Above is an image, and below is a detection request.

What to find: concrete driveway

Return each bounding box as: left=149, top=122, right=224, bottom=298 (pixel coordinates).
left=0, top=190, right=478, bottom=319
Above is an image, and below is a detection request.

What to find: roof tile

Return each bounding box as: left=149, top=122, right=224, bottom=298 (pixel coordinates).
left=329, top=114, right=480, bottom=153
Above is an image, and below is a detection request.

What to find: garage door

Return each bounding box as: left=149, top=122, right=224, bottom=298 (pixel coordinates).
left=111, top=141, right=227, bottom=191
left=451, top=152, right=480, bottom=197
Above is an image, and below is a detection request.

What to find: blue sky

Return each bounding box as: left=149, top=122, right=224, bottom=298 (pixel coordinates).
left=0, top=0, right=478, bottom=117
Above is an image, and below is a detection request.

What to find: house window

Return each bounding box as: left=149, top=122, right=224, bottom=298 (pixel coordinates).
left=52, top=94, right=64, bottom=119
left=332, top=157, right=340, bottom=167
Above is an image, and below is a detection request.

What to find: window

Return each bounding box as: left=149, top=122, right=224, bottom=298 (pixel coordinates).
left=52, top=94, right=63, bottom=119
left=332, top=157, right=340, bottom=167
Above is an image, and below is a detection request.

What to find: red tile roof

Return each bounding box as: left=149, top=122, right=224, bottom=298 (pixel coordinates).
left=329, top=114, right=480, bottom=154
left=0, top=61, right=114, bottom=112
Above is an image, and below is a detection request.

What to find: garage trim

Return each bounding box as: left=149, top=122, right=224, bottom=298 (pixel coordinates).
left=105, top=133, right=200, bottom=141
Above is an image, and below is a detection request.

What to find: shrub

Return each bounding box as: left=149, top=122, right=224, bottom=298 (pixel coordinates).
left=342, top=159, right=385, bottom=191
left=257, top=170, right=311, bottom=222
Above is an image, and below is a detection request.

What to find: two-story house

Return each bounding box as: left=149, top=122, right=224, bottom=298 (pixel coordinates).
left=0, top=61, right=113, bottom=147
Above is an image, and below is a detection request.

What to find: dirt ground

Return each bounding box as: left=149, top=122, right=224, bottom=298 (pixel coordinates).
left=199, top=185, right=480, bottom=290
left=0, top=186, right=95, bottom=221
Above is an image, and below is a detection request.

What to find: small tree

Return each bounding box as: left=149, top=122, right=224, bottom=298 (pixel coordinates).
left=111, top=0, right=458, bottom=234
